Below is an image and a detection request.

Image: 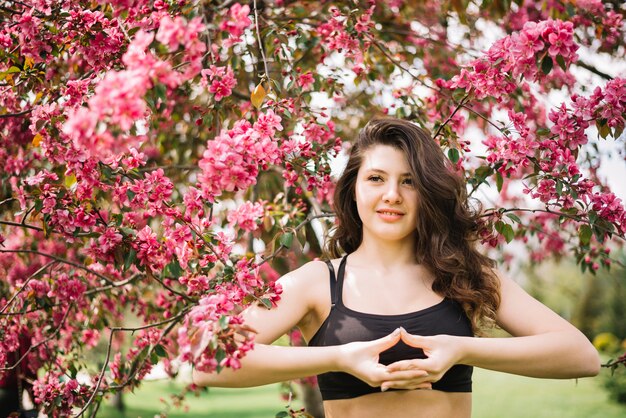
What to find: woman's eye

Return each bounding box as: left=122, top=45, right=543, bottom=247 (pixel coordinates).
left=368, top=175, right=383, bottom=182
left=402, top=178, right=414, bottom=185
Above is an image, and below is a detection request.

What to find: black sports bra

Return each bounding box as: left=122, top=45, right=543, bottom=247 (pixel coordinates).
left=308, top=255, right=473, bottom=400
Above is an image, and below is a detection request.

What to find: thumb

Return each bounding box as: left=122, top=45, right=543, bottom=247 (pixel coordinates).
left=375, top=328, right=401, bottom=351
left=400, top=328, right=428, bottom=348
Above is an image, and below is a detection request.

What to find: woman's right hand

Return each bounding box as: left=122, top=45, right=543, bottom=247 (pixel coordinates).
left=337, top=328, right=429, bottom=388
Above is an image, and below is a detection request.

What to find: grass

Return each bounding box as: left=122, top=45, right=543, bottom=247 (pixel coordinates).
left=97, top=368, right=626, bottom=417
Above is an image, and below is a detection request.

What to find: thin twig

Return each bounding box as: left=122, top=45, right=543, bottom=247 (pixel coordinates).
left=0, top=108, right=33, bottom=118
left=0, top=220, right=44, bottom=232
left=74, top=307, right=191, bottom=416
left=253, top=0, right=271, bottom=82
left=257, top=213, right=335, bottom=267
left=433, top=93, right=470, bottom=139
left=0, top=261, right=57, bottom=314
left=0, top=249, right=117, bottom=284
left=0, top=303, right=74, bottom=371
left=73, top=329, right=115, bottom=418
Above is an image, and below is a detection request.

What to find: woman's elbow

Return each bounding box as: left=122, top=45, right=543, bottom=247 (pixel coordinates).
left=580, top=346, right=602, bottom=377
left=574, top=337, right=602, bottom=378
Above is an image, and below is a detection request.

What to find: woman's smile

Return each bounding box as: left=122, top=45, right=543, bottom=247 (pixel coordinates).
left=355, top=144, right=418, bottom=244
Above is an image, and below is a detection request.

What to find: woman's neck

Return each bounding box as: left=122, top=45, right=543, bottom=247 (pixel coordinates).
left=351, top=239, right=417, bottom=268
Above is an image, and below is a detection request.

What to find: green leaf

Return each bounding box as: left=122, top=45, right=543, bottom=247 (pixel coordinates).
left=279, top=232, right=294, bottom=249
left=541, top=56, right=553, bottom=75
left=275, top=412, right=289, bottom=418
left=448, top=148, right=460, bottom=163
left=555, top=180, right=563, bottom=196
left=154, top=344, right=167, bottom=358
left=556, top=55, right=567, bottom=71
left=505, top=213, right=522, bottom=224
left=494, top=220, right=505, bottom=234
left=536, top=127, right=551, bottom=136
left=124, top=248, right=137, bottom=271
left=496, top=172, right=503, bottom=192
left=502, top=224, right=514, bottom=243
left=164, top=260, right=182, bottom=278
left=599, top=122, right=611, bottom=139
left=260, top=298, right=272, bottom=309
left=218, top=315, right=230, bottom=330
left=579, top=224, right=592, bottom=246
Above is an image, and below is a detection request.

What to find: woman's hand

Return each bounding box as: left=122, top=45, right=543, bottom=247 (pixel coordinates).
left=381, top=328, right=463, bottom=391
left=339, top=328, right=430, bottom=388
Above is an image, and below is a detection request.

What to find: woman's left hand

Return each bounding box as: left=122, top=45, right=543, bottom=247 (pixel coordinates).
left=381, top=328, right=463, bottom=391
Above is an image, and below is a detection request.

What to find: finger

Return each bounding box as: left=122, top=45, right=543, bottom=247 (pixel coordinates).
left=375, top=328, right=402, bottom=351
left=385, top=369, right=429, bottom=381
left=381, top=380, right=433, bottom=391
left=387, top=358, right=429, bottom=372
left=386, top=359, right=421, bottom=372
left=399, top=328, right=429, bottom=348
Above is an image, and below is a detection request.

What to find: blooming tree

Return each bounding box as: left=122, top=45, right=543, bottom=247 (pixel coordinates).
left=0, top=0, right=625, bottom=416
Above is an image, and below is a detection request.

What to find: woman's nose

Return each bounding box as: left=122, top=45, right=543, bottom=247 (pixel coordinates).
left=383, top=184, right=402, bottom=203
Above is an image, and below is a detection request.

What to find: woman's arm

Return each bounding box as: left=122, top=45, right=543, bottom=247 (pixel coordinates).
left=382, top=271, right=600, bottom=390
left=192, top=330, right=404, bottom=387
left=192, top=261, right=409, bottom=388
left=454, top=271, right=600, bottom=378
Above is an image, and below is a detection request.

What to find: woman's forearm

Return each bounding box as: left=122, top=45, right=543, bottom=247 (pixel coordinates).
left=192, top=343, right=341, bottom=388
left=457, top=331, right=601, bottom=378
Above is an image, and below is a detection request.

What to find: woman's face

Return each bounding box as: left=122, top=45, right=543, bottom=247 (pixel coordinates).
left=354, top=144, right=418, bottom=246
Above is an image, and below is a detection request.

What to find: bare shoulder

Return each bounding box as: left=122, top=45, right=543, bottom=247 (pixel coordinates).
left=280, top=259, right=332, bottom=307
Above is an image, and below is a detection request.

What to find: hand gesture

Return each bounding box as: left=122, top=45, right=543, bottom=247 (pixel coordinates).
left=339, top=328, right=429, bottom=388
left=381, top=328, right=462, bottom=391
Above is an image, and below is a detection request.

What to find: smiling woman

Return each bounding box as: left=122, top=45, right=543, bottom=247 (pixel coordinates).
left=192, top=118, right=600, bottom=418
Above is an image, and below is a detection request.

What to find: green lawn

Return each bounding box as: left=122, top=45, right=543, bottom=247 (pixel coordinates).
left=97, top=368, right=626, bottom=417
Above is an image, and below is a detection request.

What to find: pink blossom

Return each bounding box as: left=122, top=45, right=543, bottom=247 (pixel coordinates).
left=219, top=3, right=252, bottom=40
left=227, top=201, right=265, bottom=231
left=297, top=72, right=315, bottom=90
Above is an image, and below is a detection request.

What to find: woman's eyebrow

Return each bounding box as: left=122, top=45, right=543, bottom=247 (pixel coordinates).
left=365, top=168, right=412, bottom=176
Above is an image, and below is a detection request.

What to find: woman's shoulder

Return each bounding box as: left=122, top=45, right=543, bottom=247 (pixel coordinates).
left=283, top=259, right=335, bottom=284
left=279, top=259, right=335, bottom=304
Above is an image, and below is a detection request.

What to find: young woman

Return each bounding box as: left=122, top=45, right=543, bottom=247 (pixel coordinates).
left=193, top=118, right=600, bottom=418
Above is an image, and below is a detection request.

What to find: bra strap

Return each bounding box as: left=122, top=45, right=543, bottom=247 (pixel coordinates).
left=324, top=260, right=338, bottom=307
left=336, top=254, right=348, bottom=304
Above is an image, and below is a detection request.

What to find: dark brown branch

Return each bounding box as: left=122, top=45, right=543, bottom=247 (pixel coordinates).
left=0, top=261, right=57, bottom=314
left=73, top=329, right=115, bottom=418
left=0, top=249, right=117, bottom=285
left=0, top=220, right=44, bottom=232
left=74, top=307, right=191, bottom=416
left=257, top=213, right=335, bottom=267
left=0, top=303, right=74, bottom=371
left=575, top=60, right=614, bottom=81
left=0, top=108, right=33, bottom=119
left=434, top=94, right=470, bottom=139
left=481, top=207, right=626, bottom=242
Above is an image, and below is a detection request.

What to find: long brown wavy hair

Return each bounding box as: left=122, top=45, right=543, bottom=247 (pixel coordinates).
left=326, top=117, right=500, bottom=333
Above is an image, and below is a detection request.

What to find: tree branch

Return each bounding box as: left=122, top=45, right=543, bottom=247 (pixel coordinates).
left=0, top=108, right=33, bottom=119
left=0, top=260, right=58, bottom=314
left=0, top=303, right=74, bottom=371
left=575, top=60, right=614, bottom=81
left=0, top=249, right=117, bottom=285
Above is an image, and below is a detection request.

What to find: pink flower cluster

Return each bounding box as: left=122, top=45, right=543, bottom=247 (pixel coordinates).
left=198, top=111, right=283, bottom=201
left=133, top=225, right=168, bottom=270
left=317, top=6, right=375, bottom=74
left=32, top=371, right=90, bottom=418
left=228, top=201, right=265, bottom=232
left=201, top=65, right=237, bottom=101
left=219, top=3, right=252, bottom=46
left=450, top=19, right=579, bottom=101
left=177, top=292, right=248, bottom=371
